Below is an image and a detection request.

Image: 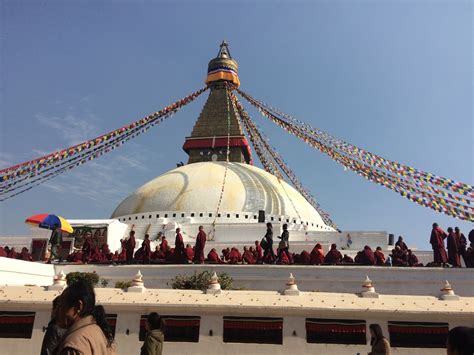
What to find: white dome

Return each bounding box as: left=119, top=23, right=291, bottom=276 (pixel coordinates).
left=111, top=162, right=332, bottom=230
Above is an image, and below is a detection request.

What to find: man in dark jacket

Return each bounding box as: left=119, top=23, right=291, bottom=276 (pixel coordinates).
left=48, top=224, right=62, bottom=263
left=263, top=223, right=275, bottom=262
left=40, top=296, right=66, bottom=355
left=141, top=312, right=164, bottom=355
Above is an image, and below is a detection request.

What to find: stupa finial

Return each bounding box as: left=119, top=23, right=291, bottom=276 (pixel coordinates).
left=206, top=41, right=240, bottom=87
left=217, top=40, right=232, bottom=58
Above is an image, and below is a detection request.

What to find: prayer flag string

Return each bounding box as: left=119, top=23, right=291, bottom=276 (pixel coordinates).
left=237, top=90, right=473, bottom=222
left=238, top=89, right=473, bottom=198
left=0, top=87, right=208, bottom=199
left=229, top=90, right=337, bottom=229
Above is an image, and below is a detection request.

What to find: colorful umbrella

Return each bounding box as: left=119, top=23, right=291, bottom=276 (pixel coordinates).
left=25, top=213, right=74, bottom=234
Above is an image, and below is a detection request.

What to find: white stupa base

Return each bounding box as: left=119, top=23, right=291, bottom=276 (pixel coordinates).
left=440, top=294, right=460, bottom=301
left=282, top=288, right=300, bottom=296
left=127, top=285, right=146, bottom=293
left=206, top=287, right=221, bottom=295
left=360, top=291, right=379, bottom=298
left=282, top=283, right=300, bottom=296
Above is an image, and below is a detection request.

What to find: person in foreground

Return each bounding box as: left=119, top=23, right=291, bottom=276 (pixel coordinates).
left=446, top=326, right=474, bottom=355
left=141, top=312, right=164, bottom=355
left=41, top=296, right=66, bottom=355
left=368, top=323, right=391, bottom=355
left=54, top=280, right=116, bottom=355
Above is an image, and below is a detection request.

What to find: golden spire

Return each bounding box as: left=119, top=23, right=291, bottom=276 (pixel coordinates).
left=206, top=41, right=240, bottom=87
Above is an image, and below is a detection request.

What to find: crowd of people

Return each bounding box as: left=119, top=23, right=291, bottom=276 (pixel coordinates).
left=429, top=223, right=474, bottom=268
left=2, top=223, right=473, bottom=268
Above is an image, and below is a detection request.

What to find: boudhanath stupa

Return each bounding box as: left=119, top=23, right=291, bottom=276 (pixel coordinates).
left=0, top=42, right=473, bottom=355
left=94, top=42, right=386, bottom=252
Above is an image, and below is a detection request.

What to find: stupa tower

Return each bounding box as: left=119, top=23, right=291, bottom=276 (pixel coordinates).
left=182, top=41, right=252, bottom=164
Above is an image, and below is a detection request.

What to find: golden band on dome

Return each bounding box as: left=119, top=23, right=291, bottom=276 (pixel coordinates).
left=206, top=71, right=240, bottom=87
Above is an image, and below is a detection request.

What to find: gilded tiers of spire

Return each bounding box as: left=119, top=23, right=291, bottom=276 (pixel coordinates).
left=206, top=41, right=240, bottom=87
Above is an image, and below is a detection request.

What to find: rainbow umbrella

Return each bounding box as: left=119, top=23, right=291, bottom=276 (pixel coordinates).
left=25, top=213, right=74, bottom=234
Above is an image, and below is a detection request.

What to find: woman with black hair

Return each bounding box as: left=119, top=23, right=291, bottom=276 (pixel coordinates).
left=368, top=323, right=391, bottom=355
left=54, top=280, right=116, bottom=355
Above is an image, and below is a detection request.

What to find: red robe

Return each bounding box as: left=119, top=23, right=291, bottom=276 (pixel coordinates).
left=160, top=239, right=169, bottom=253
left=102, top=245, right=113, bottom=261
left=19, top=250, right=33, bottom=261
left=193, top=231, right=206, bottom=264
left=207, top=250, right=224, bottom=264
left=228, top=249, right=242, bottom=264
left=408, top=253, right=422, bottom=267
left=364, top=248, right=375, bottom=265
left=185, top=246, right=194, bottom=263
left=447, top=231, right=461, bottom=267
left=151, top=248, right=165, bottom=260
left=310, top=247, right=324, bottom=265
left=324, top=249, right=342, bottom=264
left=82, top=238, right=92, bottom=262
left=374, top=250, right=386, bottom=266
left=242, top=250, right=256, bottom=264
left=342, top=255, right=354, bottom=263
left=126, top=235, right=136, bottom=263
left=254, top=243, right=263, bottom=262
left=0, top=247, right=7, bottom=257
left=430, top=227, right=448, bottom=264
left=300, top=250, right=311, bottom=264
left=174, top=233, right=185, bottom=263
left=279, top=250, right=290, bottom=264
left=395, top=240, right=408, bottom=251
left=142, top=239, right=151, bottom=262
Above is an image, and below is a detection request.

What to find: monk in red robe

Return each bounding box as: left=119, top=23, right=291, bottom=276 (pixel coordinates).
left=18, top=247, right=32, bottom=261
left=324, top=244, right=342, bottom=264
left=8, top=247, right=18, bottom=259
left=222, top=248, right=231, bottom=262
left=466, top=246, right=474, bottom=268
left=455, top=227, right=468, bottom=267
left=407, top=249, right=423, bottom=267
left=126, top=231, right=136, bottom=264
left=185, top=244, right=194, bottom=263
left=310, top=244, right=324, bottom=265
left=374, top=247, right=385, bottom=266
left=395, top=236, right=408, bottom=251
left=160, top=236, right=169, bottom=254
left=279, top=250, right=290, bottom=265
left=207, top=248, right=224, bottom=264
left=242, top=246, right=256, bottom=264
left=174, top=228, right=185, bottom=263
left=193, top=226, right=206, bottom=264
left=391, top=246, right=408, bottom=266
left=82, top=233, right=92, bottom=263
left=0, top=247, right=7, bottom=257
left=90, top=246, right=105, bottom=263
left=102, top=244, right=113, bottom=261
left=228, top=247, right=242, bottom=264
left=430, top=223, right=448, bottom=265
left=364, top=246, right=376, bottom=265
left=342, top=254, right=354, bottom=264
left=142, top=234, right=151, bottom=264
left=299, top=250, right=311, bottom=264
left=254, top=240, right=263, bottom=263
left=447, top=227, right=461, bottom=267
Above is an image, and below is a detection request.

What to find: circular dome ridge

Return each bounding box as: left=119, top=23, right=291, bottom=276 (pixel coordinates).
left=111, top=162, right=332, bottom=230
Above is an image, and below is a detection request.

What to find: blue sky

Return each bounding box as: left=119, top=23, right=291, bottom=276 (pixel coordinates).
left=0, top=0, right=472, bottom=249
